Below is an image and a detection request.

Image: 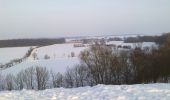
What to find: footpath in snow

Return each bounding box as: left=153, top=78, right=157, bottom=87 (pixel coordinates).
left=0, top=84, right=170, bottom=100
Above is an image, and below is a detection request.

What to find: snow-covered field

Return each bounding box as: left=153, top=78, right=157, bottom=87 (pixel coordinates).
left=106, top=41, right=156, bottom=49
left=1, top=43, right=86, bottom=75
left=0, top=42, right=156, bottom=65
left=1, top=42, right=157, bottom=75
left=31, top=42, right=156, bottom=60
left=0, top=84, right=169, bottom=100
left=0, top=42, right=166, bottom=100
left=1, top=57, right=80, bottom=75
left=31, top=43, right=87, bottom=59
left=0, top=47, right=31, bottom=64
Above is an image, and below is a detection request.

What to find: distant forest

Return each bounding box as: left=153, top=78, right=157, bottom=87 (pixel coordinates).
left=0, top=38, right=65, bottom=48
left=124, top=32, right=170, bottom=45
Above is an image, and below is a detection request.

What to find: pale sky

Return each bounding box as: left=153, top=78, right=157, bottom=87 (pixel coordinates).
left=0, top=0, right=170, bottom=39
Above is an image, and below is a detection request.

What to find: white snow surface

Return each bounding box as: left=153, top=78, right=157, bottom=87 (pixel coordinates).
left=0, top=47, right=30, bottom=64
left=31, top=43, right=87, bottom=59
left=0, top=84, right=170, bottom=100
left=1, top=57, right=80, bottom=75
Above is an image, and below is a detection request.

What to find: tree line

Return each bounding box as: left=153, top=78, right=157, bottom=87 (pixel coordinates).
left=124, top=32, right=170, bottom=45
left=0, top=38, right=65, bottom=48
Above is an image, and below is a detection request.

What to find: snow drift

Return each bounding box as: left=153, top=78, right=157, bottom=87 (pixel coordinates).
left=0, top=84, right=169, bottom=100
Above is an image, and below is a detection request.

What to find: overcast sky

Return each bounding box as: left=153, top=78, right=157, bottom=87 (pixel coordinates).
left=0, top=0, right=170, bottom=39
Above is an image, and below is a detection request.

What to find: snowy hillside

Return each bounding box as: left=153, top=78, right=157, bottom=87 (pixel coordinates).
left=1, top=43, right=86, bottom=75
left=30, top=42, right=156, bottom=60
left=0, top=84, right=169, bottom=100
left=1, top=57, right=79, bottom=75
left=1, top=42, right=157, bottom=75
left=30, top=43, right=87, bottom=59
left=0, top=47, right=31, bottom=64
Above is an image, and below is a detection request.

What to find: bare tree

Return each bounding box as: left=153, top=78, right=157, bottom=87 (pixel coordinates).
left=51, top=72, right=63, bottom=88
left=23, top=67, right=36, bottom=89
left=71, top=52, right=75, bottom=57
left=64, top=67, right=74, bottom=88
left=118, top=51, right=134, bottom=84
left=44, top=54, right=50, bottom=60
left=35, top=67, right=49, bottom=90
left=32, top=52, right=38, bottom=60
left=72, top=65, right=88, bottom=87
left=14, top=71, right=24, bottom=90
left=0, top=74, right=5, bottom=90
left=80, top=44, right=119, bottom=85
left=5, top=74, right=15, bottom=91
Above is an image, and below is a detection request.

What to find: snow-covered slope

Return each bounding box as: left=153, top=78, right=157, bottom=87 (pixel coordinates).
left=1, top=43, right=86, bottom=75
left=1, top=57, right=80, bottom=75
left=0, top=84, right=169, bottom=100
left=31, top=42, right=156, bottom=60
left=0, top=47, right=31, bottom=64
left=1, top=42, right=156, bottom=75
left=31, top=43, right=87, bottom=59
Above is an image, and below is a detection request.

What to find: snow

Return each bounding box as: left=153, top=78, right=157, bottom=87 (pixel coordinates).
left=0, top=47, right=31, bottom=64
left=106, top=41, right=156, bottom=49
left=1, top=43, right=86, bottom=75
left=0, top=42, right=167, bottom=100
left=1, top=42, right=156, bottom=75
left=142, top=42, right=157, bottom=48
left=30, top=43, right=86, bottom=59
left=1, top=57, right=80, bottom=75
left=0, top=84, right=170, bottom=100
